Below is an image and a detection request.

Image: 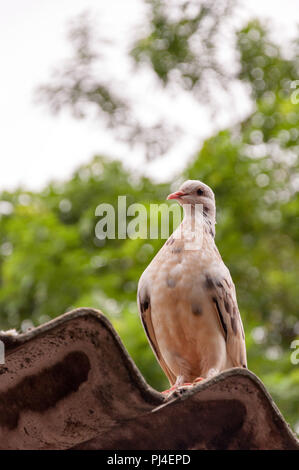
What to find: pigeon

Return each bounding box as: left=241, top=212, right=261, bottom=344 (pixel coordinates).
left=137, top=180, right=247, bottom=393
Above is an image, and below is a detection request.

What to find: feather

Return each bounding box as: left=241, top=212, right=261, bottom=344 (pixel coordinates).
left=137, top=282, right=176, bottom=384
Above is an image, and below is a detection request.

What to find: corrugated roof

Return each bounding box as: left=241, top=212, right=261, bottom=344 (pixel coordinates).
left=0, top=308, right=298, bottom=450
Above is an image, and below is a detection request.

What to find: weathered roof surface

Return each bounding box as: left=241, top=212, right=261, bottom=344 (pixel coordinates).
left=0, top=308, right=298, bottom=450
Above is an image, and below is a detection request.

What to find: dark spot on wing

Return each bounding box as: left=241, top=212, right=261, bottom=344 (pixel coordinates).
left=205, top=275, right=214, bottom=289
left=224, top=299, right=232, bottom=314
left=212, top=297, right=227, bottom=340
left=191, top=304, right=202, bottom=316
left=231, top=316, right=237, bottom=335
left=138, top=292, right=161, bottom=361
left=167, top=278, right=176, bottom=288
left=139, top=293, right=150, bottom=313
left=172, top=247, right=182, bottom=254
left=216, top=281, right=223, bottom=288
left=166, top=236, right=174, bottom=246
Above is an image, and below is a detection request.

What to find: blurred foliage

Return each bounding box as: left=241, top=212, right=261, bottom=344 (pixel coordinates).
left=36, top=12, right=128, bottom=123
left=35, top=10, right=180, bottom=161
left=132, top=0, right=235, bottom=94
left=36, top=1, right=237, bottom=159
left=1, top=9, right=299, bottom=433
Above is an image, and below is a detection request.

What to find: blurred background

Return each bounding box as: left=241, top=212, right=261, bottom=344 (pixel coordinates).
left=0, top=0, right=299, bottom=432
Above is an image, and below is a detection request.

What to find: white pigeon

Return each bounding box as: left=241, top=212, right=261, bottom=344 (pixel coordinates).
left=137, top=180, right=247, bottom=393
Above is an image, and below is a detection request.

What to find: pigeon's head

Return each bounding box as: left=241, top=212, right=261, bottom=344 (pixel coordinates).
left=167, top=179, right=216, bottom=221
left=167, top=179, right=214, bottom=206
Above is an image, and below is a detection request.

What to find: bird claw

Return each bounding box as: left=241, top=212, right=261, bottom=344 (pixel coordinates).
left=178, top=382, right=193, bottom=389
left=161, top=385, right=177, bottom=395
left=162, top=378, right=205, bottom=397
left=193, top=376, right=204, bottom=383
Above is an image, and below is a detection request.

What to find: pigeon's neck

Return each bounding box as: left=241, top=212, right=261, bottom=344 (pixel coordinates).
left=182, top=204, right=216, bottom=238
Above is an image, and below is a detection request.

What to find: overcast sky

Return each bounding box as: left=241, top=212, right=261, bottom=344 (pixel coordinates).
left=0, top=0, right=298, bottom=191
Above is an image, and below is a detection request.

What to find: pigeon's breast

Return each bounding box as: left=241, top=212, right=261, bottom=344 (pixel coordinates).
left=148, top=241, right=212, bottom=298
left=144, top=242, right=227, bottom=377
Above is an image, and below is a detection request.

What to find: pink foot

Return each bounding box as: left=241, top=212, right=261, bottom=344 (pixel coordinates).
left=162, top=385, right=177, bottom=395
left=162, top=379, right=201, bottom=396
left=162, top=382, right=192, bottom=395
left=193, top=377, right=204, bottom=383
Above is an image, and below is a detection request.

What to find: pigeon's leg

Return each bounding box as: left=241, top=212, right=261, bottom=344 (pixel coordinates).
left=162, top=356, right=196, bottom=395
left=176, top=374, right=195, bottom=388
left=162, top=375, right=184, bottom=394
left=192, top=368, right=218, bottom=385
left=161, top=385, right=177, bottom=395
left=162, top=375, right=192, bottom=395
left=175, top=375, right=186, bottom=387
left=171, top=357, right=195, bottom=389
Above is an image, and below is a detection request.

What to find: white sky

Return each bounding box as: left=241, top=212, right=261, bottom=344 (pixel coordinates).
left=0, top=0, right=298, bottom=191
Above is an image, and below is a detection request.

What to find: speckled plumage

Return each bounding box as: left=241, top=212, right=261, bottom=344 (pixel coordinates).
left=137, top=180, right=247, bottom=387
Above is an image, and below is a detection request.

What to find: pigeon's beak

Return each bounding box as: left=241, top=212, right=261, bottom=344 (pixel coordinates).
left=167, top=191, right=185, bottom=200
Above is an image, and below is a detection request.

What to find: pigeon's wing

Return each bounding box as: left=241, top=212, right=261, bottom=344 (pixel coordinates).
left=137, top=279, right=176, bottom=385
left=206, top=270, right=247, bottom=368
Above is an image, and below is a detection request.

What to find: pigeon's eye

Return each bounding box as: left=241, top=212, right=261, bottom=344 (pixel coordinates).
left=197, top=188, right=204, bottom=196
